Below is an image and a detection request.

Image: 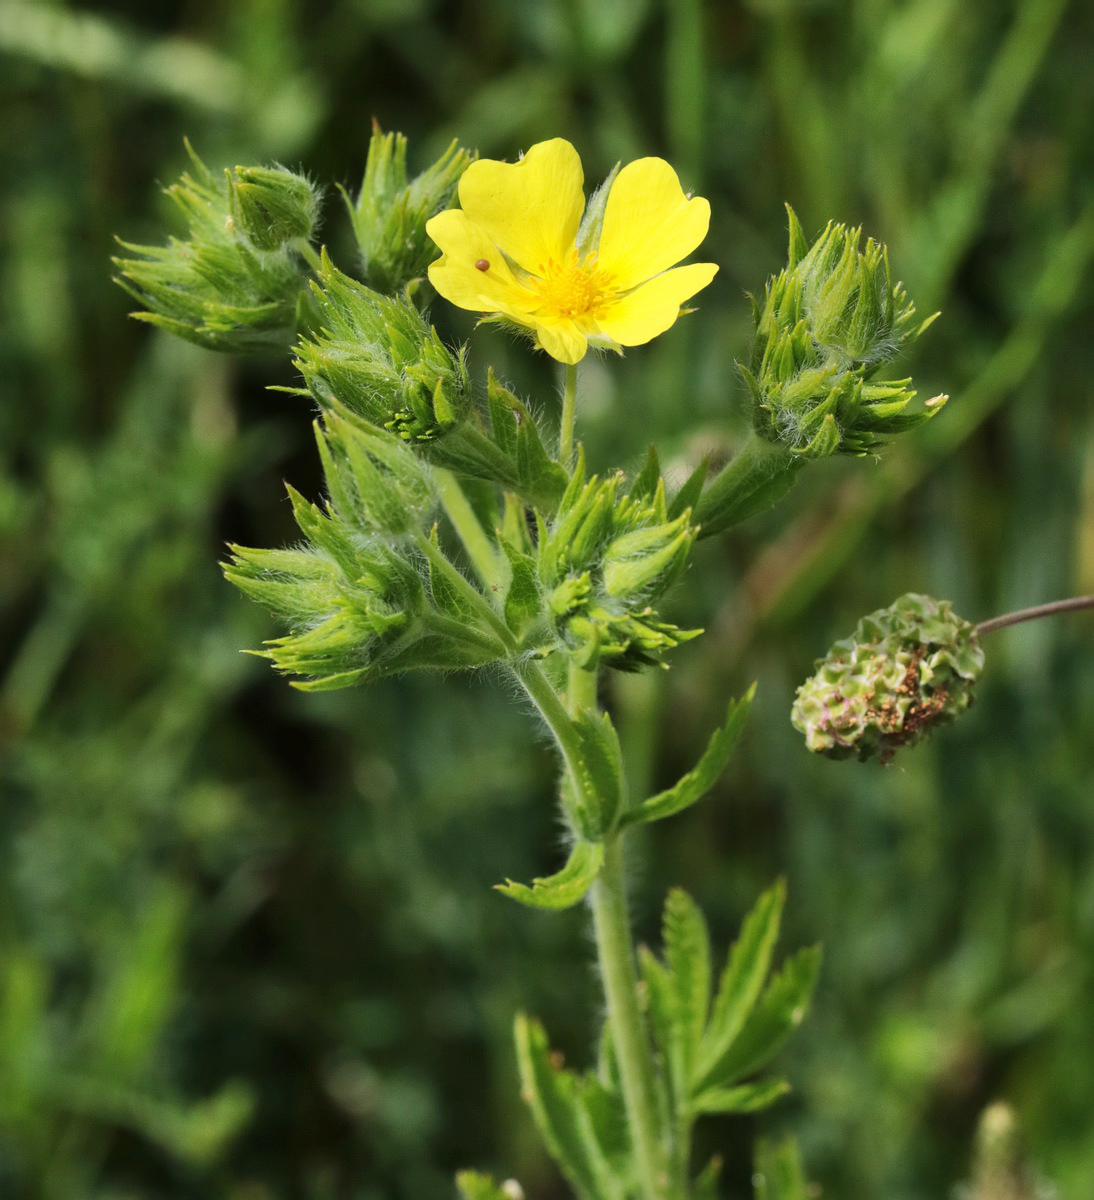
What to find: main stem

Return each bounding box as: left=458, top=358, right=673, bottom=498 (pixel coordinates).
left=568, top=662, right=668, bottom=1200
left=590, top=836, right=669, bottom=1200
left=559, top=362, right=579, bottom=468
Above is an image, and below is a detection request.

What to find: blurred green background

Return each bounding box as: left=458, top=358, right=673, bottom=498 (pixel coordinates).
left=2, top=0, right=1093, bottom=1196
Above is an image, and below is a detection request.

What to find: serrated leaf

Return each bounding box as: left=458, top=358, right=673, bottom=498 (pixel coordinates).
left=514, top=1015, right=626, bottom=1200
left=501, top=539, right=541, bottom=638
left=663, top=890, right=712, bottom=1091
left=496, top=841, right=604, bottom=910
left=695, top=879, right=786, bottom=1088
left=692, top=1077, right=790, bottom=1115
left=753, top=1136, right=809, bottom=1200
left=624, top=685, right=755, bottom=828
left=697, top=946, right=821, bottom=1092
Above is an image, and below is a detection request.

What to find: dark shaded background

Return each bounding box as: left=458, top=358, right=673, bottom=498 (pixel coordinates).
left=1, top=1, right=1092, bottom=1196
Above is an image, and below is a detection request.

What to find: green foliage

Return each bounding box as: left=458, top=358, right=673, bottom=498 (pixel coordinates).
left=344, top=126, right=473, bottom=294
left=497, top=840, right=605, bottom=910
left=624, top=684, right=755, bottom=826
left=514, top=1014, right=630, bottom=1200
left=114, top=143, right=314, bottom=351
left=641, top=882, right=818, bottom=1125
left=5, top=0, right=1094, bottom=1196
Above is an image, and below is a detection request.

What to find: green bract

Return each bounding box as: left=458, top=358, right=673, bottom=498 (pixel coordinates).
left=228, top=164, right=321, bottom=252
left=791, top=592, right=985, bottom=762
left=114, top=144, right=317, bottom=352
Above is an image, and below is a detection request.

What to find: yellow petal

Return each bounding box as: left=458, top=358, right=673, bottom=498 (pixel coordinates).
left=535, top=319, right=588, bottom=364
left=595, top=262, right=718, bottom=346
left=597, top=158, right=711, bottom=290
left=456, top=139, right=585, bottom=275
left=426, top=209, right=539, bottom=316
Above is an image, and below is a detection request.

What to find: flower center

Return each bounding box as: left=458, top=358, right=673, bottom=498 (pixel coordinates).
left=534, top=253, right=614, bottom=320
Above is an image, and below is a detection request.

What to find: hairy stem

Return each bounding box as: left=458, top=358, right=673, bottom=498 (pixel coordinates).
left=976, top=593, right=1094, bottom=635
left=432, top=467, right=503, bottom=592
left=590, top=836, right=670, bottom=1200
left=559, top=361, right=579, bottom=467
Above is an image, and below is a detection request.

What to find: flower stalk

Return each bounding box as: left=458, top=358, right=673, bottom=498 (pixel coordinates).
left=975, top=593, right=1094, bottom=635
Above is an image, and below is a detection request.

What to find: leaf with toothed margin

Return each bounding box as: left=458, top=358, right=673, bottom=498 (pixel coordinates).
left=514, top=1014, right=627, bottom=1200
left=623, top=684, right=754, bottom=827
left=496, top=841, right=604, bottom=909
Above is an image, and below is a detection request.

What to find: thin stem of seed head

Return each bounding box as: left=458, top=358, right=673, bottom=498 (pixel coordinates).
left=975, top=594, right=1094, bottom=636
left=559, top=362, right=579, bottom=467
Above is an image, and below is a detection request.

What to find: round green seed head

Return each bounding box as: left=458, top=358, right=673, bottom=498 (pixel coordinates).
left=791, top=592, right=984, bottom=762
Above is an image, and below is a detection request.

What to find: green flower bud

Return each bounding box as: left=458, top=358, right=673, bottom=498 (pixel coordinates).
left=114, top=143, right=314, bottom=353
left=343, top=125, right=472, bottom=294
left=536, top=458, right=701, bottom=670
left=602, top=513, right=696, bottom=599
left=744, top=207, right=945, bottom=459
left=294, top=255, right=471, bottom=442
left=791, top=593, right=984, bottom=762
left=227, top=165, right=321, bottom=252
left=315, top=412, right=434, bottom=536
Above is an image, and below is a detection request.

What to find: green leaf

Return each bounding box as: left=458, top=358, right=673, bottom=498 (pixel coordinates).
left=663, top=890, right=711, bottom=1091
left=496, top=841, right=604, bottom=910
left=692, top=1077, right=790, bottom=1115
left=697, top=946, right=821, bottom=1091
left=753, top=1136, right=809, bottom=1200
left=564, top=709, right=626, bottom=841
left=623, top=685, right=755, bottom=827
left=501, top=539, right=541, bottom=639
left=513, top=1015, right=626, bottom=1200
left=695, top=879, right=786, bottom=1087
left=455, top=1171, right=519, bottom=1200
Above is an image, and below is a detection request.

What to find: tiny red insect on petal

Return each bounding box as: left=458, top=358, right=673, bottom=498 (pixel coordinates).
left=475, top=259, right=490, bottom=271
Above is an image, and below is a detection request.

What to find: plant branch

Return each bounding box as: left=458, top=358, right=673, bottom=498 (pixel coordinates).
left=975, top=593, right=1094, bottom=636
left=590, top=836, right=670, bottom=1200
left=432, top=467, right=504, bottom=592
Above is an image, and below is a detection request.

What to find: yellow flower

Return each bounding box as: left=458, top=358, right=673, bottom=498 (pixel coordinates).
left=426, top=138, right=718, bottom=364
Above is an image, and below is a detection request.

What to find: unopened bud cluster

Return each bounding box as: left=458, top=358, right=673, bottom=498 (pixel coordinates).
left=294, top=256, right=471, bottom=442
left=345, top=126, right=472, bottom=294
left=224, top=410, right=507, bottom=690
left=743, top=208, right=945, bottom=458
left=115, top=145, right=320, bottom=352
left=521, top=453, right=700, bottom=670
left=792, top=593, right=984, bottom=762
